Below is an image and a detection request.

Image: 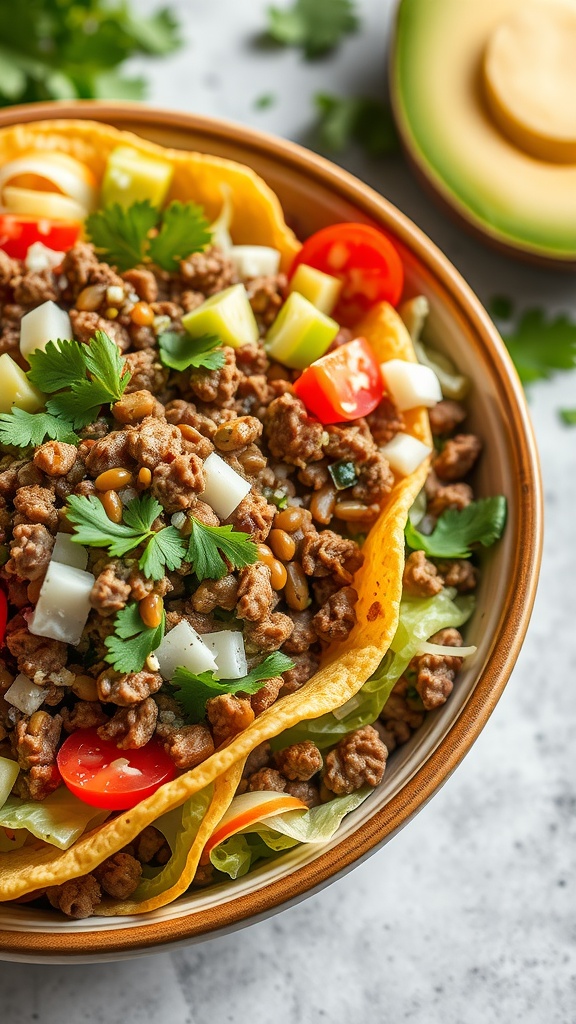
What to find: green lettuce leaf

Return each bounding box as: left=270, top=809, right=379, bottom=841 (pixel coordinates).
left=0, top=789, right=109, bottom=850
left=0, top=756, right=19, bottom=810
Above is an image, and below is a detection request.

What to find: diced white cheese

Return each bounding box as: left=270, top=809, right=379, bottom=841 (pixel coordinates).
left=380, top=432, right=432, bottom=477
left=5, top=674, right=48, bottom=715
left=19, top=300, right=72, bottom=362
left=154, top=619, right=217, bottom=681
left=52, top=533, right=88, bottom=571
left=380, top=359, right=442, bottom=411
left=25, top=242, right=66, bottom=273
left=204, top=631, right=248, bottom=680
left=200, top=452, right=251, bottom=519
left=230, top=245, right=281, bottom=279
left=28, top=561, right=95, bottom=645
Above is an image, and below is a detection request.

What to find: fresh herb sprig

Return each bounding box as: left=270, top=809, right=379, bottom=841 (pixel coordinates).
left=86, top=199, right=212, bottom=273
left=0, top=409, right=78, bottom=449
left=172, top=652, right=295, bottom=723
left=158, top=332, right=225, bottom=372
left=266, top=0, right=359, bottom=58
left=495, top=306, right=576, bottom=386
left=560, top=409, right=576, bottom=426
left=186, top=518, right=258, bottom=580
left=405, top=497, right=507, bottom=560
left=314, top=93, right=398, bottom=156
left=104, top=602, right=165, bottom=674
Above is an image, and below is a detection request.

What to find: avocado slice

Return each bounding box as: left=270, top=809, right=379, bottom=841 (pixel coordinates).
left=391, top=0, right=576, bottom=261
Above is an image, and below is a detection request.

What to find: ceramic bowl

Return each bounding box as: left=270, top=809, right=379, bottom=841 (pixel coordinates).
left=0, top=102, right=542, bottom=963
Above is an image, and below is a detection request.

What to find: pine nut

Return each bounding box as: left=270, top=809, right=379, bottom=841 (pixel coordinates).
left=76, top=284, right=106, bottom=311
left=130, top=301, right=154, bottom=326
left=177, top=423, right=203, bottom=443
left=268, top=528, right=296, bottom=562
left=101, top=489, right=123, bottom=524
left=284, top=562, right=310, bottom=611
left=95, top=468, right=134, bottom=491
left=334, top=500, right=380, bottom=522
left=257, top=543, right=275, bottom=569
left=310, top=483, right=336, bottom=525
left=140, top=593, right=164, bottom=629
left=138, top=467, right=152, bottom=488
left=269, top=558, right=288, bottom=591
left=72, top=674, right=99, bottom=701
left=274, top=507, right=307, bottom=532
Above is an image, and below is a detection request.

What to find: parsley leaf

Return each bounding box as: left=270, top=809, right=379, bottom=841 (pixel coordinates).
left=186, top=519, right=258, bottom=581
left=560, top=409, right=576, bottom=425
left=27, top=338, right=87, bottom=392
left=314, top=93, right=398, bottom=156
left=66, top=494, right=146, bottom=556
left=266, top=0, right=359, bottom=58
left=84, top=329, right=130, bottom=402
left=502, top=309, right=576, bottom=385
left=43, top=331, right=131, bottom=429
left=86, top=201, right=158, bottom=272
left=139, top=526, right=187, bottom=581
left=158, top=332, right=225, bottom=372
left=172, top=652, right=295, bottom=723
left=122, top=492, right=164, bottom=533
left=104, top=602, right=165, bottom=674
left=405, top=496, right=507, bottom=559
left=148, top=201, right=211, bottom=272
left=0, top=409, right=79, bottom=449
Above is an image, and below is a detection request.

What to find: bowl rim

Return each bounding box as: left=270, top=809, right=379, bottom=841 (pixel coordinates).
left=0, top=100, right=543, bottom=959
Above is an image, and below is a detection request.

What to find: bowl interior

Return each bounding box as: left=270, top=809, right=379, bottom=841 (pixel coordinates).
left=0, top=106, right=541, bottom=960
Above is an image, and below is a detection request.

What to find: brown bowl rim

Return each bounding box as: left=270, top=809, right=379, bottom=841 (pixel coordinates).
left=0, top=101, right=543, bottom=959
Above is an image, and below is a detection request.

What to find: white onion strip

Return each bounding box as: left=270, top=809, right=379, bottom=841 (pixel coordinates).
left=416, top=641, right=477, bottom=658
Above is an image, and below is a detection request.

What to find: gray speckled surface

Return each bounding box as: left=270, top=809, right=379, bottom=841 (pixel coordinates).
left=1, top=1, right=575, bottom=1020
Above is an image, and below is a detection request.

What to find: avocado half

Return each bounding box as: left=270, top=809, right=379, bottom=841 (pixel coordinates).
left=390, top=0, right=576, bottom=265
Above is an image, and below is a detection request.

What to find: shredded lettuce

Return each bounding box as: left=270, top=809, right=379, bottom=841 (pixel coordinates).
left=0, top=789, right=109, bottom=850
left=271, top=588, right=474, bottom=750
left=129, top=786, right=213, bottom=901
left=210, top=789, right=371, bottom=879
left=0, top=756, right=19, bottom=811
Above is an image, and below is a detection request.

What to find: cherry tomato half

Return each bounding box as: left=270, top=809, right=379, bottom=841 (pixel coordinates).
left=290, top=223, right=404, bottom=326
left=57, top=729, right=175, bottom=811
left=293, top=337, right=383, bottom=424
left=0, top=215, right=81, bottom=261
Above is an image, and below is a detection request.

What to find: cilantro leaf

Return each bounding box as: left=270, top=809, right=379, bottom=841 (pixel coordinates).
left=314, top=93, right=398, bottom=156
left=122, top=493, right=163, bottom=533
left=43, top=330, right=131, bottom=428
left=172, top=652, right=295, bottom=723
left=66, top=494, right=145, bottom=556
left=148, top=201, right=212, bottom=272
left=46, top=379, right=116, bottom=430
left=0, top=409, right=79, bottom=449
left=502, top=309, right=576, bottom=385
left=86, top=201, right=158, bottom=271
left=405, top=497, right=507, bottom=559
left=27, top=339, right=87, bottom=393
left=84, top=330, right=130, bottom=402
left=267, top=0, right=359, bottom=58
left=560, top=409, right=576, bottom=426
left=186, top=519, right=258, bottom=581
left=158, top=332, right=225, bottom=372
left=139, top=526, right=187, bottom=581
left=104, top=603, right=165, bottom=674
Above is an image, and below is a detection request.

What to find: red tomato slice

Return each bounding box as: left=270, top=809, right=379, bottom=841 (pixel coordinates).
left=0, top=215, right=81, bottom=260
left=293, top=337, right=383, bottom=424
left=57, top=729, right=175, bottom=811
left=0, top=589, right=7, bottom=646
left=290, top=223, right=404, bottom=326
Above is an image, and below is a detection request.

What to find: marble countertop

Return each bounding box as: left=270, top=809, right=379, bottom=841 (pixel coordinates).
left=1, top=1, right=574, bottom=1020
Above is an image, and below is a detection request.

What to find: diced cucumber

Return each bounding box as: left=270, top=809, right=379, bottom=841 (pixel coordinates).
left=101, top=146, right=173, bottom=209
left=0, top=353, right=44, bottom=414
left=182, top=284, right=259, bottom=348
left=289, top=263, right=342, bottom=315
left=265, top=292, right=339, bottom=369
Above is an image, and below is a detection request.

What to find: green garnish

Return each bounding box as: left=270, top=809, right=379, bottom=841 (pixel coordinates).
left=66, top=493, right=186, bottom=581
left=104, top=602, right=165, bottom=674
left=0, top=409, right=78, bottom=449
left=158, top=332, right=225, bottom=372
left=328, top=459, right=358, bottom=490
left=254, top=93, right=276, bottom=110
left=43, top=331, right=131, bottom=429
left=266, top=0, right=359, bottom=58
left=172, top=652, right=295, bottom=723
left=86, top=199, right=211, bottom=273
left=26, top=338, right=87, bottom=392
left=262, top=486, right=288, bottom=510
left=186, top=519, right=258, bottom=581
left=502, top=309, right=576, bottom=385
left=314, top=93, right=398, bottom=156
left=405, top=497, right=507, bottom=560
left=560, top=409, right=576, bottom=426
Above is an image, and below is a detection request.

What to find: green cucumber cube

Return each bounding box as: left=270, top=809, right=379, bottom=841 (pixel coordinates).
left=182, top=284, right=259, bottom=348
left=265, top=292, right=339, bottom=369
left=289, top=263, right=342, bottom=315
left=102, top=146, right=173, bottom=209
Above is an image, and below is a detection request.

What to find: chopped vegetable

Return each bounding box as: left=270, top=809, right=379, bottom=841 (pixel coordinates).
left=380, top=432, right=432, bottom=476
left=262, top=486, right=288, bottom=510
left=293, top=337, right=382, bottom=423
left=104, top=603, right=165, bottom=674
left=4, top=674, right=47, bottom=716
left=0, top=757, right=20, bottom=811
left=0, top=214, right=80, bottom=260
left=314, top=93, right=399, bottom=156
left=560, top=408, right=576, bottom=425
left=230, top=245, right=281, bottom=279
left=182, top=283, right=259, bottom=349
left=58, top=730, right=175, bottom=811
left=0, top=408, right=78, bottom=449
left=25, top=242, right=66, bottom=273
left=199, top=451, right=252, bottom=520
left=416, top=640, right=477, bottom=658
left=19, top=300, right=72, bottom=361
left=265, top=291, right=339, bottom=369
left=102, top=145, right=173, bottom=208
left=381, top=358, right=442, bottom=411
left=405, top=496, right=507, bottom=559
left=204, top=630, right=248, bottom=680
left=28, top=561, right=95, bottom=645
left=0, top=790, right=108, bottom=851
left=186, top=514, right=258, bottom=581
left=0, top=353, right=44, bottom=415
left=155, top=619, right=217, bottom=680
left=400, top=295, right=470, bottom=402
left=288, top=262, right=342, bottom=315
left=290, top=223, right=404, bottom=326
left=206, top=790, right=309, bottom=861
left=172, top=652, right=295, bottom=723
left=502, top=308, right=576, bottom=385
left=209, top=185, right=234, bottom=251
left=266, top=0, right=359, bottom=58
left=158, top=331, right=225, bottom=372
left=328, top=459, right=358, bottom=490
left=86, top=199, right=211, bottom=273
left=0, top=589, right=6, bottom=646
left=3, top=188, right=85, bottom=223
left=148, top=201, right=212, bottom=272
left=0, top=152, right=98, bottom=214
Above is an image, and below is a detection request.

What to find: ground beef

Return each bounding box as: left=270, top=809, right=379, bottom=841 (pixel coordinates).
left=94, top=852, right=142, bottom=900
left=61, top=701, right=108, bottom=733
left=226, top=491, right=275, bottom=543
left=366, top=397, right=405, bottom=446
left=313, top=586, right=358, bottom=643
left=12, top=268, right=58, bottom=305
left=248, top=767, right=286, bottom=792
left=151, top=453, right=205, bottom=511
left=435, top=559, right=477, bottom=593
left=0, top=460, right=23, bottom=499
left=279, top=651, right=319, bottom=695
left=236, top=374, right=274, bottom=417
left=189, top=347, right=241, bottom=404
left=236, top=562, right=274, bottom=621
left=281, top=610, right=317, bottom=655
left=324, top=423, right=374, bottom=463
left=124, top=349, right=168, bottom=393
left=191, top=575, right=238, bottom=614
left=245, top=612, right=294, bottom=654
left=85, top=430, right=132, bottom=476
left=90, top=563, right=131, bottom=614
left=33, top=441, right=78, bottom=478
left=213, top=415, right=263, bottom=452
left=433, top=434, right=482, bottom=482
left=377, top=718, right=412, bottom=754
left=412, top=627, right=464, bottom=710
left=285, top=779, right=321, bottom=807
left=323, top=725, right=388, bottom=795
left=97, top=698, right=158, bottom=749
left=206, top=693, right=255, bottom=745
left=13, top=485, right=58, bottom=531
left=235, top=341, right=269, bottom=376
left=14, top=763, right=61, bottom=801
left=301, top=529, right=364, bottom=584
left=381, top=676, right=425, bottom=730
left=15, top=711, right=62, bottom=770
left=97, top=668, right=163, bottom=706
left=122, top=267, right=158, bottom=303
left=178, top=246, right=237, bottom=295
left=127, top=416, right=183, bottom=469
left=249, top=676, right=283, bottom=716
left=425, top=476, right=474, bottom=520
left=241, top=742, right=272, bottom=780
left=298, top=461, right=329, bottom=490
left=70, top=309, right=130, bottom=351
left=274, top=741, right=322, bottom=781
left=428, top=400, right=467, bottom=436
left=129, top=826, right=170, bottom=865
left=0, top=249, right=21, bottom=290
left=265, top=394, right=325, bottom=468
left=402, top=550, right=444, bottom=597
left=47, top=875, right=101, bottom=919
left=161, top=723, right=215, bottom=770
left=245, top=273, right=287, bottom=330
left=61, top=242, right=123, bottom=299
left=351, top=452, right=394, bottom=503
left=5, top=523, right=54, bottom=580
left=6, top=615, right=68, bottom=683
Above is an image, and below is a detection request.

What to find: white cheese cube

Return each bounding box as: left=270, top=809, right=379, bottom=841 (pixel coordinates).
left=52, top=533, right=88, bottom=571
left=200, top=452, right=251, bottom=519
left=230, top=246, right=281, bottom=279
left=4, top=674, right=47, bottom=715
left=155, top=619, right=217, bottom=681
left=20, top=300, right=72, bottom=362
left=204, top=631, right=248, bottom=680
left=28, top=561, right=95, bottom=645
left=380, top=432, right=433, bottom=477
left=381, top=359, right=442, bottom=411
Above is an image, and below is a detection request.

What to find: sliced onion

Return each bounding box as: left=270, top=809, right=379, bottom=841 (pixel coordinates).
left=416, top=641, right=477, bottom=658
left=204, top=791, right=307, bottom=855
left=3, top=187, right=86, bottom=222
left=0, top=153, right=97, bottom=212
left=4, top=674, right=47, bottom=715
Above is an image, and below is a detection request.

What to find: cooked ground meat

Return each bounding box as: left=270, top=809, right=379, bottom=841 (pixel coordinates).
left=381, top=676, right=425, bottom=731
left=274, top=741, right=322, bottom=781
left=428, top=400, right=467, bottom=436
left=151, top=453, right=205, bottom=511
left=13, top=485, right=58, bottom=531
left=265, top=394, right=324, bottom=468
left=61, top=701, right=108, bottom=733
left=5, top=615, right=68, bottom=683
left=97, top=669, right=163, bottom=706
left=246, top=273, right=287, bottom=330
left=402, top=550, right=444, bottom=597
left=351, top=452, right=394, bottom=503
left=412, top=628, right=464, bottom=710
left=90, top=563, right=131, bottom=614
left=46, top=874, right=101, bottom=919
left=301, top=530, right=363, bottom=584
left=248, top=767, right=286, bottom=792
left=279, top=651, right=319, bottom=695
left=33, top=441, right=78, bottom=477
left=124, top=349, right=168, bottom=393
left=366, top=397, right=405, bottom=446
left=242, top=741, right=272, bottom=778
left=14, top=763, right=61, bottom=802
left=282, top=611, right=317, bottom=655
left=122, top=267, right=158, bottom=303
left=161, top=723, right=215, bottom=769
left=435, top=559, right=478, bottom=593
left=94, top=852, right=142, bottom=900
left=324, top=423, right=374, bottom=462
left=236, top=562, right=274, bottom=621
left=179, top=246, right=237, bottom=294
left=249, top=676, right=283, bottom=716
left=127, top=416, right=183, bottom=469
left=226, top=491, right=275, bottom=543
left=313, top=587, right=358, bottom=643
left=285, top=780, right=321, bottom=807
left=190, top=574, right=238, bottom=613
left=15, top=711, right=62, bottom=770
left=70, top=309, right=130, bottom=351
left=433, top=434, right=482, bottom=482
left=12, top=268, right=59, bottom=305
left=129, top=826, right=170, bottom=865
left=206, top=693, right=255, bottom=745
left=5, top=523, right=54, bottom=580
left=323, top=725, right=388, bottom=795
left=189, top=347, right=241, bottom=404
left=97, top=698, right=158, bottom=749
left=426, top=477, right=474, bottom=520
left=85, top=430, right=132, bottom=476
